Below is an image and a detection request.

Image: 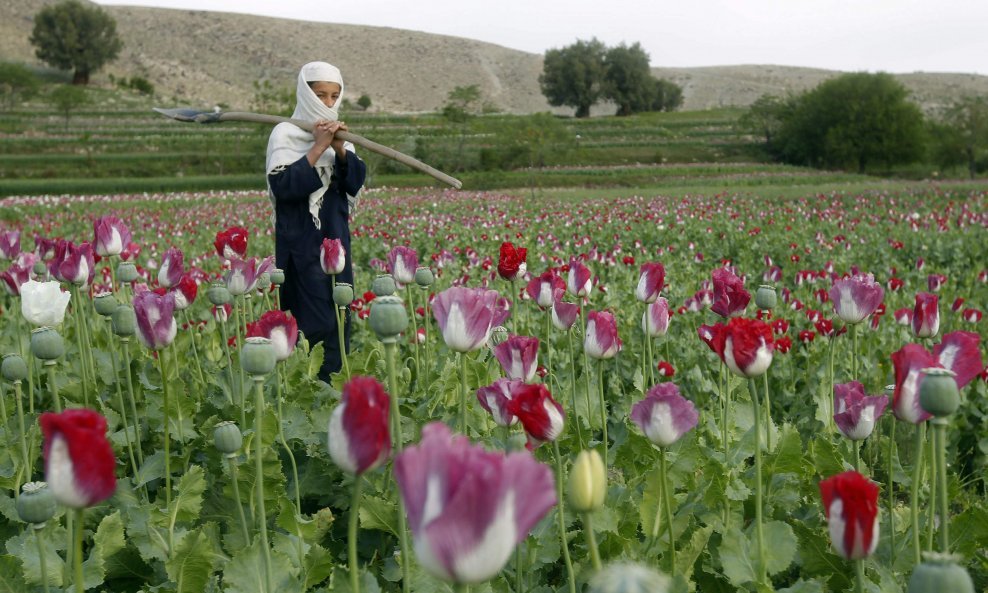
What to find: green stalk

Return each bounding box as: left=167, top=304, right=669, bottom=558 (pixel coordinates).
left=660, top=446, right=676, bottom=575
left=14, top=380, right=31, bottom=484
left=566, top=329, right=584, bottom=449
left=459, top=352, right=469, bottom=435
left=748, top=377, right=766, bottom=588
left=18, top=314, right=35, bottom=414
left=597, top=359, right=608, bottom=468
left=182, top=311, right=206, bottom=385
left=762, top=370, right=773, bottom=451
left=45, top=361, right=61, bottom=413
left=226, top=454, right=251, bottom=545
left=720, top=363, right=729, bottom=528
left=421, top=287, right=432, bottom=387
left=583, top=512, right=602, bottom=572
left=34, top=525, right=51, bottom=593
left=383, top=341, right=411, bottom=593
left=217, top=319, right=238, bottom=409
left=851, top=322, right=859, bottom=380
left=68, top=287, right=91, bottom=408
left=406, top=285, right=419, bottom=379
left=827, top=337, right=836, bottom=434
left=552, top=441, right=577, bottom=593
left=120, top=338, right=143, bottom=464
left=77, top=290, right=99, bottom=403
left=926, top=427, right=936, bottom=552
left=274, top=369, right=305, bottom=577
left=855, top=558, right=865, bottom=593
left=233, top=296, right=246, bottom=407
left=253, top=376, right=273, bottom=593
left=110, top=335, right=140, bottom=485
left=349, top=474, right=364, bottom=593
left=157, top=351, right=173, bottom=555
left=336, top=304, right=350, bottom=380
left=887, top=417, right=896, bottom=565
left=934, top=420, right=949, bottom=553
left=73, top=509, right=84, bottom=593
left=910, top=422, right=926, bottom=565
left=645, top=331, right=655, bottom=386
left=853, top=440, right=861, bottom=473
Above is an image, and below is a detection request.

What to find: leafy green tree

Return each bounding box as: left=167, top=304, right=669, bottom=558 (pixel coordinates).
left=357, top=94, right=372, bottom=111
left=442, top=84, right=482, bottom=123
left=774, top=72, right=926, bottom=173
left=0, top=62, right=39, bottom=110
left=603, top=42, right=655, bottom=116
left=50, top=84, right=90, bottom=128
left=738, top=94, right=792, bottom=147
left=649, top=78, right=683, bottom=112
left=943, top=96, right=988, bottom=179
left=539, top=38, right=606, bottom=118
left=30, top=0, right=123, bottom=85
left=251, top=80, right=294, bottom=115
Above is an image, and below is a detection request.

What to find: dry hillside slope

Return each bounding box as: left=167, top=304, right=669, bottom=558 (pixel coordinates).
left=3, top=0, right=987, bottom=113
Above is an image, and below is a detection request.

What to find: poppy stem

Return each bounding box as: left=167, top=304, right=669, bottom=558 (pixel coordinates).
left=183, top=311, right=206, bottom=385
left=157, top=350, right=173, bottom=555
left=552, top=440, right=577, bottom=593
left=13, top=380, right=31, bottom=488
left=926, top=424, right=937, bottom=552
left=855, top=558, right=865, bottom=593
left=226, top=454, right=251, bottom=545
left=405, top=285, right=419, bottom=380
left=383, top=341, right=412, bottom=593
left=73, top=508, right=84, bottom=593
left=566, top=328, right=584, bottom=450
left=120, top=338, right=144, bottom=465
left=934, top=420, right=949, bottom=553
left=827, top=337, right=836, bottom=435
left=748, top=377, right=766, bottom=588
left=719, top=363, right=730, bottom=529
left=459, top=352, right=469, bottom=435
left=45, top=361, right=61, bottom=413
left=911, top=422, right=926, bottom=564
left=660, top=446, right=676, bottom=575
left=217, top=320, right=238, bottom=409
left=597, top=359, right=608, bottom=468
left=34, top=523, right=50, bottom=593
left=421, top=286, right=431, bottom=387
left=349, top=474, right=363, bottom=593
left=583, top=511, right=602, bottom=572
left=887, top=416, right=896, bottom=565
left=252, top=376, right=273, bottom=593
left=109, top=332, right=140, bottom=489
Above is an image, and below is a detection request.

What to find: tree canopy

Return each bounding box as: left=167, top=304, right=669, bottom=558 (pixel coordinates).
left=0, top=62, right=39, bottom=109
left=30, top=0, right=123, bottom=85
left=773, top=72, right=926, bottom=173
left=539, top=38, right=607, bottom=118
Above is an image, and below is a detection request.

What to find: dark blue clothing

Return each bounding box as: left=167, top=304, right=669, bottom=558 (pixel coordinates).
left=268, top=150, right=365, bottom=381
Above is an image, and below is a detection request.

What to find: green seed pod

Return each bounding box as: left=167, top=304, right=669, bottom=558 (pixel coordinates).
left=918, top=367, right=960, bottom=418
left=207, top=283, right=232, bottom=306
left=30, top=327, right=64, bottom=361
left=33, top=261, right=47, bottom=277
left=371, top=274, right=397, bottom=297
left=755, top=285, right=777, bottom=311
left=1, top=353, right=28, bottom=382
left=414, top=266, right=434, bottom=288
left=507, top=432, right=529, bottom=452
left=907, top=553, right=975, bottom=593
left=269, top=268, right=286, bottom=285
left=16, top=482, right=57, bottom=526
left=241, top=337, right=276, bottom=376
left=368, top=295, right=408, bottom=342
left=213, top=421, right=243, bottom=455
left=111, top=304, right=137, bottom=337
left=333, top=282, right=354, bottom=307
left=489, top=326, right=509, bottom=347
left=116, top=261, right=139, bottom=283
left=568, top=449, right=606, bottom=513
left=93, top=291, right=119, bottom=317
left=589, top=562, right=670, bottom=593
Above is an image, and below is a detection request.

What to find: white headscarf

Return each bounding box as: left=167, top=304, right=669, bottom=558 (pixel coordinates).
left=265, top=61, right=358, bottom=228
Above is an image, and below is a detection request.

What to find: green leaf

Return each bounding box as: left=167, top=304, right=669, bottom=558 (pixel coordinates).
left=675, top=524, right=712, bottom=584
left=761, top=520, right=797, bottom=576
left=764, top=424, right=805, bottom=476
left=224, top=541, right=299, bottom=593
left=135, top=450, right=165, bottom=488
left=719, top=521, right=795, bottom=586
left=170, top=465, right=207, bottom=524
left=303, top=542, right=334, bottom=589
left=307, top=342, right=325, bottom=379
left=82, top=510, right=126, bottom=588
left=0, top=555, right=28, bottom=593
left=4, top=524, right=66, bottom=587
left=359, top=495, right=398, bottom=536
left=165, top=526, right=220, bottom=593
left=719, top=526, right=757, bottom=587
left=779, top=579, right=826, bottom=593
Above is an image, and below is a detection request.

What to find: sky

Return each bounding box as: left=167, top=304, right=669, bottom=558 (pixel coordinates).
left=94, top=0, right=988, bottom=75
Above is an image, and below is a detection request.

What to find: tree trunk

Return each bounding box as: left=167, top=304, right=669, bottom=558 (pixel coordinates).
left=72, top=70, right=90, bottom=85
left=575, top=104, right=590, bottom=118
left=967, top=146, right=976, bottom=180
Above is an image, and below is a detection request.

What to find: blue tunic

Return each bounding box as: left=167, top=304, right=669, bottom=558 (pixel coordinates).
left=268, top=150, right=366, bottom=381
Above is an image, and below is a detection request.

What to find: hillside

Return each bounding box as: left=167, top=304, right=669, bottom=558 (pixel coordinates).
left=3, top=0, right=988, bottom=114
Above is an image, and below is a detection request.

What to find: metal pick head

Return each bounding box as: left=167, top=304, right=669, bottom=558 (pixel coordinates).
left=152, top=107, right=221, bottom=124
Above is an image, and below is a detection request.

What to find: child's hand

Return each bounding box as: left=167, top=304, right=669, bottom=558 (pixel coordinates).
left=329, top=121, right=348, bottom=157
left=312, top=119, right=336, bottom=152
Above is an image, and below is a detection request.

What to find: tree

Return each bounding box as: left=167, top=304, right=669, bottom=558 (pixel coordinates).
left=357, top=94, right=372, bottom=111
left=649, top=78, right=683, bottom=112
left=774, top=72, right=926, bottom=173
left=0, top=62, right=39, bottom=110
left=943, top=96, right=988, bottom=179
left=539, top=38, right=606, bottom=118
left=442, top=84, right=482, bottom=123
left=30, top=0, right=123, bottom=85
left=603, top=42, right=654, bottom=116
left=738, top=94, right=792, bottom=147
left=50, top=84, right=90, bottom=128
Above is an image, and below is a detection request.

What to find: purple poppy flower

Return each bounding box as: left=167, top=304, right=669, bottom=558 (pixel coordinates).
left=635, top=262, right=665, bottom=303
left=584, top=310, right=621, bottom=359
left=493, top=335, right=540, bottom=383
left=476, top=378, right=524, bottom=427
left=432, top=286, right=503, bottom=353
left=133, top=290, right=177, bottom=350
left=829, top=274, right=884, bottom=324
left=833, top=381, right=887, bottom=440
left=630, top=383, right=699, bottom=447
left=711, top=267, right=750, bottom=318
left=642, top=297, right=670, bottom=337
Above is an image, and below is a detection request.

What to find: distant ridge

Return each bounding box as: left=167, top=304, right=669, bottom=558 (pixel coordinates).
left=4, top=0, right=987, bottom=113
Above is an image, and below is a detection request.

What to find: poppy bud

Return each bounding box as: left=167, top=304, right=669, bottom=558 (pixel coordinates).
left=568, top=449, right=606, bottom=512
left=755, top=285, right=777, bottom=310
left=93, top=291, right=118, bottom=317
left=31, top=327, right=64, bottom=360
left=918, top=367, right=960, bottom=418
left=907, top=553, right=975, bottom=593
left=111, top=304, right=137, bottom=337
left=333, top=282, right=354, bottom=307
left=16, top=482, right=57, bottom=526
left=116, top=261, right=138, bottom=283
left=368, top=295, right=408, bottom=342
left=241, top=337, right=276, bottom=376
left=371, top=274, right=397, bottom=297
left=414, top=266, right=434, bottom=287
left=213, top=421, right=243, bottom=456
left=1, top=353, right=28, bottom=382
left=207, top=283, right=232, bottom=306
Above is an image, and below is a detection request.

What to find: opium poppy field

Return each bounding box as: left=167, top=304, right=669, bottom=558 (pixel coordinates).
left=0, top=186, right=986, bottom=593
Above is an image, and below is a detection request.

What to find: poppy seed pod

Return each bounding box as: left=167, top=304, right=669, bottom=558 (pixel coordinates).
left=116, top=260, right=138, bottom=283
left=16, top=482, right=57, bottom=526
left=241, top=337, right=276, bottom=376
left=755, top=285, right=777, bottom=311
left=414, top=266, right=434, bottom=287
left=207, top=283, right=232, bottom=306
left=269, top=268, right=285, bottom=285
left=918, top=367, right=960, bottom=418
left=489, top=326, right=510, bottom=347
left=568, top=449, right=606, bottom=512
left=333, top=282, right=354, bottom=307
left=93, top=292, right=119, bottom=317
left=111, top=304, right=137, bottom=337
left=907, top=553, right=975, bottom=593
left=213, top=421, right=243, bottom=456
left=30, top=327, right=64, bottom=360
left=371, top=274, right=397, bottom=297
left=2, top=353, right=28, bottom=382
left=33, top=260, right=47, bottom=277
left=368, top=295, right=408, bottom=342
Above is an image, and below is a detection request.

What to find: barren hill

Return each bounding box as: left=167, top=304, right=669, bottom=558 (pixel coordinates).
left=4, top=0, right=988, bottom=114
